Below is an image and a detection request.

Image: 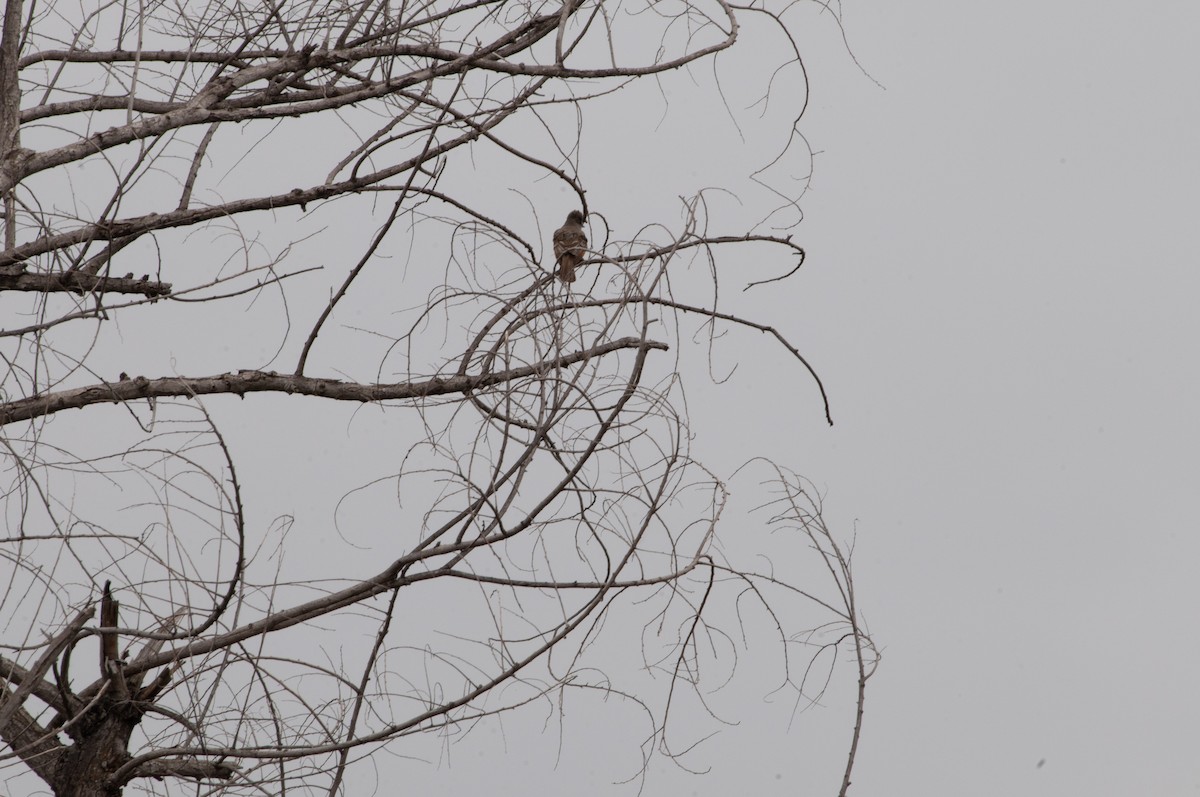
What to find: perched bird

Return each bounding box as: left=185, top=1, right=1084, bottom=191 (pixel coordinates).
left=552, top=210, right=587, bottom=283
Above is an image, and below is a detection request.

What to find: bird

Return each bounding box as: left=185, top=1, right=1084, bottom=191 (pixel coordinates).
left=552, top=210, right=587, bottom=283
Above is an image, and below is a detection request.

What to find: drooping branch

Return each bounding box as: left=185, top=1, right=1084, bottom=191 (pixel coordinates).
left=100, top=336, right=665, bottom=785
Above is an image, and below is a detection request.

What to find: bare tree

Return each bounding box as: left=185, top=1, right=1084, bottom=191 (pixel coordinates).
left=0, top=1, right=876, bottom=795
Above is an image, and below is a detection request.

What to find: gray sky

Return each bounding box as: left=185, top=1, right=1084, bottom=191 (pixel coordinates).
left=779, top=3, right=1199, bottom=794
left=499, top=2, right=1197, bottom=794
left=377, top=3, right=1200, bottom=794
left=274, top=3, right=1200, bottom=794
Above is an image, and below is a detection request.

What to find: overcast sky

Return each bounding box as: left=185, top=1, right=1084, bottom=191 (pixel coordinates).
left=485, top=2, right=1197, bottom=794
left=362, top=2, right=1199, bottom=794
left=303, top=3, right=1200, bottom=794
left=776, top=3, right=1199, bottom=795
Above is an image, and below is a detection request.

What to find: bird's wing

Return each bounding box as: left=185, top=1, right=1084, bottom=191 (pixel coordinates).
left=553, top=226, right=587, bottom=259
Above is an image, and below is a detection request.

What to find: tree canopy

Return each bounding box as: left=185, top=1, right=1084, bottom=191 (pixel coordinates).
left=0, top=1, right=873, bottom=795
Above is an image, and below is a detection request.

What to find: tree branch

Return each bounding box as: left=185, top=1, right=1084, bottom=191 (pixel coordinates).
left=0, top=94, right=526, bottom=268
left=0, top=686, right=64, bottom=784
left=0, top=607, right=92, bottom=784
left=123, top=757, right=238, bottom=785
left=0, top=654, right=68, bottom=714
left=0, top=607, right=92, bottom=731
left=0, top=336, right=667, bottom=426
left=5, top=15, right=568, bottom=192
left=0, top=270, right=171, bottom=295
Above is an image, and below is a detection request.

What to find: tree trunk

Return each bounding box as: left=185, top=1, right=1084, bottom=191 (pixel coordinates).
left=0, top=0, right=22, bottom=249
left=52, top=709, right=138, bottom=797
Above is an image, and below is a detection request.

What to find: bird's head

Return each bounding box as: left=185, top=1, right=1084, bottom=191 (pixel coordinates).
left=567, top=210, right=585, bottom=225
